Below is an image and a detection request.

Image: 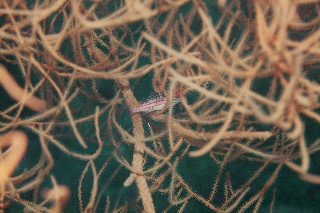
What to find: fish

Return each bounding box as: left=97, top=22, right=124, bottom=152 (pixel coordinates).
left=130, top=94, right=181, bottom=114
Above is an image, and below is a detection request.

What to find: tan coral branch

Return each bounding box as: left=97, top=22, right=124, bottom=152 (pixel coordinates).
left=0, top=64, right=46, bottom=112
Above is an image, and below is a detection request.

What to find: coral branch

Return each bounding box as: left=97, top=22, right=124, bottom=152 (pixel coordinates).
left=0, top=130, right=28, bottom=185
left=0, top=64, right=46, bottom=112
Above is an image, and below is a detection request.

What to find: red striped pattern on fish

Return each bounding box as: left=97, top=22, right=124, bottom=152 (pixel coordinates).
left=130, top=94, right=181, bottom=114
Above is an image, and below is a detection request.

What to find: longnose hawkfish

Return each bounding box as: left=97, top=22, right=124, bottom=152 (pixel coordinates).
left=130, top=94, right=181, bottom=115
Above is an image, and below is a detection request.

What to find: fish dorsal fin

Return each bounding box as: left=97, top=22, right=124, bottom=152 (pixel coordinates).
left=143, top=92, right=163, bottom=103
